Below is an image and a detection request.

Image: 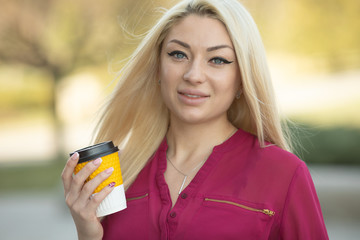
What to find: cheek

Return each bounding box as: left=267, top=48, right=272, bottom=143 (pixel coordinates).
left=213, top=71, right=240, bottom=95
left=160, top=62, right=184, bottom=82
left=159, top=62, right=172, bottom=85
left=159, top=64, right=175, bottom=105
left=159, top=59, right=167, bottom=81
left=227, top=68, right=241, bottom=93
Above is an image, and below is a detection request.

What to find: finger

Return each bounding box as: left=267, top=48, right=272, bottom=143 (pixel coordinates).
left=61, top=152, right=79, bottom=194
left=68, top=158, right=103, bottom=198
left=88, top=181, right=116, bottom=211
left=77, top=167, right=114, bottom=204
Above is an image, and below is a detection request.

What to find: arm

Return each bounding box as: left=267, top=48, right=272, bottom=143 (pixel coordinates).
left=61, top=152, right=115, bottom=240
left=279, top=162, right=329, bottom=240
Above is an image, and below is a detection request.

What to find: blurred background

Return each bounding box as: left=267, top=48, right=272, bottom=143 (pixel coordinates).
left=0, top=0, right=359, bottom=239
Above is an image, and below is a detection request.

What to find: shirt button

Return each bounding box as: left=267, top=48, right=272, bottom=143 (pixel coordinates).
left=181, top=193, right=188, bottom=199
left=170, top=212, right=177, bottom=218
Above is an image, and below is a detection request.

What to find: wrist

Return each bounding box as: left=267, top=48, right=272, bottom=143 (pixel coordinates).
left=78, top=233, right=102, bottom=240
left=76, top=225, right=103, bottom=240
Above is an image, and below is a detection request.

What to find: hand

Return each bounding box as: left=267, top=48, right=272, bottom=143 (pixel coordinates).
left=61, top=152, right=115, bottom=240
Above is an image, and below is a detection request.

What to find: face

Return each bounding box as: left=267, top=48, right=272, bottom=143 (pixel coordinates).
left=159, top=15, right=241, bottom=126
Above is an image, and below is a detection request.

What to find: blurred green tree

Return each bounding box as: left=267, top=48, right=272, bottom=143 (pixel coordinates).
left=0, top=0, right=168, bottom=158
left=0, top=0, right=359, bottom=160
left=246, top=0, right=360, bottom=71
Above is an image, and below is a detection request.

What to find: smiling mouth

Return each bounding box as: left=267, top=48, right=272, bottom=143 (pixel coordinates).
left=179, top=92, right=209, bottom=98
left=183, top=93, right=203, bottom=98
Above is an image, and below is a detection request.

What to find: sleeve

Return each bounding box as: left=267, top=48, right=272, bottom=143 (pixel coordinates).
left=279, top=162, right=329, bottom=240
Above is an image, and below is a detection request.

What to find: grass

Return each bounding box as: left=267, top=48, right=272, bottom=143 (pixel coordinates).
left=0, top=159, right=65, bottom=193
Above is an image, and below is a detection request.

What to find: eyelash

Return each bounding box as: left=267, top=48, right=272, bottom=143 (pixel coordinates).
left=210, top=57, right=233, bottom=65
left=167, top=51, right=233, bottom=65
left=167, top=51, right=187, bottom=59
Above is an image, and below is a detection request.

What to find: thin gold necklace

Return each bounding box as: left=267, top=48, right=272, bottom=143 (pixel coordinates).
left=166, top=128, right=237, bottom=194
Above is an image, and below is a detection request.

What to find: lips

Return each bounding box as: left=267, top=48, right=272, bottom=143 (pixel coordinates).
left=178, top=90, right=209, bottom=98
left=182, top=93, right=204, bottom=98
left=177, top=89, right=210, bottom=105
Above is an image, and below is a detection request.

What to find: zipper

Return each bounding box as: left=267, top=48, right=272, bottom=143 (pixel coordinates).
left=204, top=198, right=275, bottom=217
left=127, top=193, right=149, bottom=201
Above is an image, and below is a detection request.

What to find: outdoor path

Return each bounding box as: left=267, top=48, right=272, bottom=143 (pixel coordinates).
left=0, top=165, right=359, bottom=240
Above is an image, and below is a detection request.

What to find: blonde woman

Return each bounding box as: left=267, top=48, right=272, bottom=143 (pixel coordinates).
left=61, top=0, right=329, bottom=239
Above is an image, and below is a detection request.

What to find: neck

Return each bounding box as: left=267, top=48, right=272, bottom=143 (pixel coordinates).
left=166, top=117, right=237, bottom=165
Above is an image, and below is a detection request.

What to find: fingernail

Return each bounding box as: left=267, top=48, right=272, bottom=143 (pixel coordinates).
left=105, top=167, right=114, bottom=174
left=93, top=158, right=102, bottom=165
left=71, top=152, right=79, bottom=160
left=108, top=182, right=115, bottom=188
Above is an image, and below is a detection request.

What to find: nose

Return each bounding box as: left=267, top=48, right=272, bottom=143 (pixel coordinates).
left=183, top=59, right=206, bottom=84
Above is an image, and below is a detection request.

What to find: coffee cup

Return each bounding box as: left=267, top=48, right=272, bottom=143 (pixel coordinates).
left=70, top=141, right=127, bottom=217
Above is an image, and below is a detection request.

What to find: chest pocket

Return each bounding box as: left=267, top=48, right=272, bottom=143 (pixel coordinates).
left=127, top=193, right=149, bottom=203
left=184, top=195, right=275, bottom=240
left=204, top=197, right=275, bottom=217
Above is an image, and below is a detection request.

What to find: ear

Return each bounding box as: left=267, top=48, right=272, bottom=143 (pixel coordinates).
left=235, top=89, right=242, bottom=99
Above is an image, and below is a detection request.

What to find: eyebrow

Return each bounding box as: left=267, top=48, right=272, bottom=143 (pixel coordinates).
left=168, top=39, right=234, bottom=52
left=169, top=39, right=190, bottom=49
left=206, top=45, right=234, bottom=52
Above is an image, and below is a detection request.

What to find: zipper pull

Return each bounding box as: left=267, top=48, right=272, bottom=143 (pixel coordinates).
left=263, top=209, right=275, bottom=217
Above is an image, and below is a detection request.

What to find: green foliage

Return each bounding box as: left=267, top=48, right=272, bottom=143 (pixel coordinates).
left=291, top=124, right=360, bottom=165
left=0, top=160, right=65, bottom=192
left=0, top=66, right=52, bottom=111
left=1, top=0, right=359, bottom=77
left=246, top=0, right=360, bottom=72
left=0, top=0, right=168, bottom=76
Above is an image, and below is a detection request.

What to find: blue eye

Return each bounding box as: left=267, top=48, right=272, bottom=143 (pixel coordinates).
left=167, top=51, right=187, bottom=59
left=211, top=57, right=233, bottom=65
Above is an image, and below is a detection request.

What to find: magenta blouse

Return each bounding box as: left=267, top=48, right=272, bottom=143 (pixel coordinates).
left=102, top=129, right=329, bottom=239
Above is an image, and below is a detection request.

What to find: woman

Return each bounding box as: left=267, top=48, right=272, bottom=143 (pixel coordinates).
left=62, top=0, right=329, bottom=239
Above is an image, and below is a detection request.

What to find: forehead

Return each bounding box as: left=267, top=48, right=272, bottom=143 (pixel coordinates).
left=163, top=15, right=234, bottom=48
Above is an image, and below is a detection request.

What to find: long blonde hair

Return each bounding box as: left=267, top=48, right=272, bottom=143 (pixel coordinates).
left=95, top=0, right=291, bottom=190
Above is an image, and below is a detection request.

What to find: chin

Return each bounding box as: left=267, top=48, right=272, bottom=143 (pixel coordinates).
left=177, top=113, right=221, bottom=126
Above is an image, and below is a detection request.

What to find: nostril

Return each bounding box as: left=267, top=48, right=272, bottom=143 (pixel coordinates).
left=183, top=64, right=206, bottom=83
